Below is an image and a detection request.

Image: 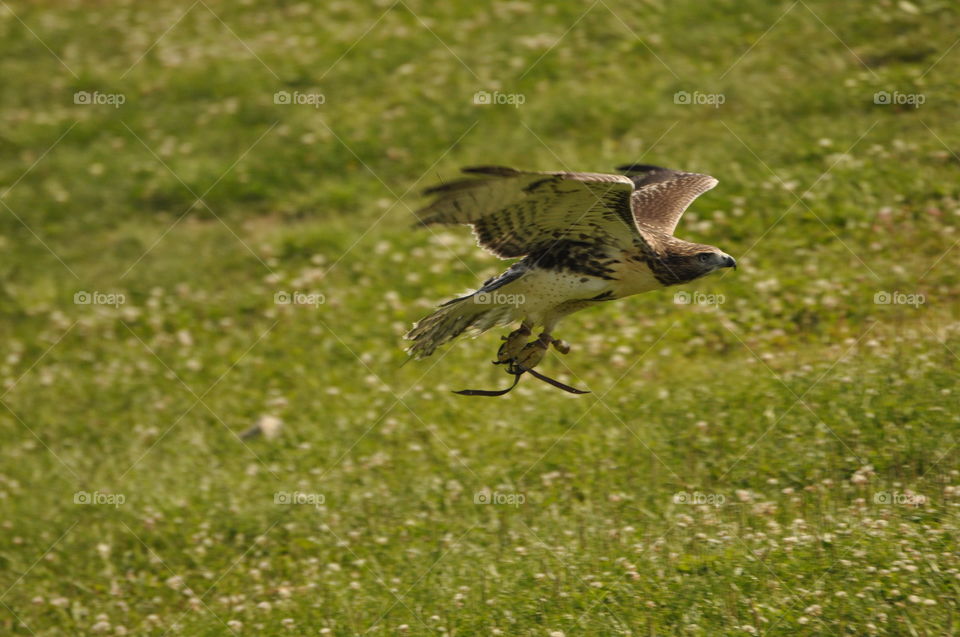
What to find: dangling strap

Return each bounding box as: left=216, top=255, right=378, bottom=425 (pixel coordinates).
left=526, top=368, right=590, bottom=394
left=453, top=372, right=523, bottom=396
left=453, top=367, right=589, bottom=396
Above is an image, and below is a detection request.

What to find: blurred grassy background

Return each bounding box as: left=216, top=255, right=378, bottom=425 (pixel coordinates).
left=1, top=0, right=959, bottom=634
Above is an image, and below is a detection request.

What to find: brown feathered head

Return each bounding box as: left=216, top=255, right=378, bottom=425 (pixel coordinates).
left=640, top=231, right=736, bottom=286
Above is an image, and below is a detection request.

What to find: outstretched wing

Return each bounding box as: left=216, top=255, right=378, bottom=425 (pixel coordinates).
left=618, top=164, right=717, bottom=235
left=417, top=166, right=639, bottom=259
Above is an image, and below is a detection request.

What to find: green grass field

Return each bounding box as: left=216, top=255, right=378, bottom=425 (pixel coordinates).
left=2, top=0, right=959, bottom=634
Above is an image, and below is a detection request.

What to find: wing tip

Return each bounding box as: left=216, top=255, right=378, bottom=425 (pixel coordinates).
left=409, top=216, right=432, bottom=229
left=461, top=165, right=520, bottom=177
left=421, top=183, right=447, bottom=196
left=617, top=163, right=668, bottom=175
left=619, top=163, right=718, bottom=188
left=422, top=166, right=518, bottom=196
left=421, top=180, right=470, bottom=196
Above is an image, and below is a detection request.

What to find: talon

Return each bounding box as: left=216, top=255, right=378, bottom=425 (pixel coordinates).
left=515, top=336, right=549, bottom=371
left=457, top=333, right=589, bottom=396
left=496, top=325, right=532, bottom=363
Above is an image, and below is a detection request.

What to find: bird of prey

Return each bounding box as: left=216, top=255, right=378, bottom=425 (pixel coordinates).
left=404, top=164, right=736, bottom=394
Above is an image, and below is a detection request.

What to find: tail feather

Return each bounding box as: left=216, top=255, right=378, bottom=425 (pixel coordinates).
left=405, top=295, right=515, bottom=359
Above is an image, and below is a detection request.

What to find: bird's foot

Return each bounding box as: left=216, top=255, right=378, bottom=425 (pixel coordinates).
left=496, top=325, right=532, bottom=364
left=551, top=338, right=571, bottom=355
left=509, top=333, right=552, bottom=372
left=455, top=332, right=588, bottom=396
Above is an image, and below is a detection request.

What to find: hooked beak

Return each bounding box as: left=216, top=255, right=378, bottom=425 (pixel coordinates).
left=721, top=254, right=737, bottom=270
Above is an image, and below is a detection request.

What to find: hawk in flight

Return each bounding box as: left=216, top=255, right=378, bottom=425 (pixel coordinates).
left=405, top=164, right=736, bottom=393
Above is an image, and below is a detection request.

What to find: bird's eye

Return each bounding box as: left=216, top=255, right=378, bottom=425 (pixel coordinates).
left=697, top=253, right=711, bottom=263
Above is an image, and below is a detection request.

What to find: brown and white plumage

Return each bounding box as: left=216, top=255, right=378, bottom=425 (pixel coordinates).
left=405, top=164, right=736, bottom=360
